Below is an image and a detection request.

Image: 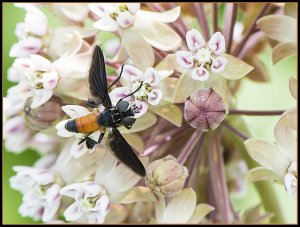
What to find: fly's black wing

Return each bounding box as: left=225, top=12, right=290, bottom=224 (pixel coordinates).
left=107, top=128, right=146, bottom=177
left=88, top=45, right=112, bottom=109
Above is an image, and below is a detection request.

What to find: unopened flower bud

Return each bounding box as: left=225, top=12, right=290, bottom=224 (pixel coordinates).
left=145, top=155, right=188, bottom=198
left=24, top=95, right=65, bottom=131
left=184, top=87, right=227, bottom=131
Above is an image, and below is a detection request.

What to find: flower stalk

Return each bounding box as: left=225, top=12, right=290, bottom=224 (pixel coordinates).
left=229, top=109, right=285, bottom=116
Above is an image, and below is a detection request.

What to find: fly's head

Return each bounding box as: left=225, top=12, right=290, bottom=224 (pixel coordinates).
left=116, top=100, right=139, bottom=129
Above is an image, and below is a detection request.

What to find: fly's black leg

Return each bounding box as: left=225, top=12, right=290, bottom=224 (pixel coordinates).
left=86, top=137, right=98, bottom=149
left=98, top=132, right=105, bottom=143
left=108, top=64, right=125, bottom=90
left=79, top=132, right=93, bottom=145
left=86, top=99, right=99, bottom=108
left=117, top=81, right=143, bottom=104
left=85, top=132, right=105, bottom=149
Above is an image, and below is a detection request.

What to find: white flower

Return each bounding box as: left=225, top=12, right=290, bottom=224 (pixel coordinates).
left=51, top=3, right=90, bottom=26
left=16, top=55, right=60, bottom=108
left=60, top=151, right=143, bottom=224
left=3, top=116, right=32, bottom=153
left=10, top=5, right=48, bottom=58
left=176, top=29, right=228, bottom=81
left=110, top=65, right=164, bottom=117
left=90, top=4, right=181, bottom=70
left=60, top=182, right=110, bottom=223
left=3, top=83, right=31, bottom=118
left=153, top=188, right=214, bottom=224
left=244, top=108, right=297, bottom=198
left=7, top=57, right=33, bottom=82
left=10, top=166, right=61, bottom=222
left=90, top=3, right=140, bottom=30
left=103, top=39, right=121, bottom=58
left=56, top=105, right=101, bottom=158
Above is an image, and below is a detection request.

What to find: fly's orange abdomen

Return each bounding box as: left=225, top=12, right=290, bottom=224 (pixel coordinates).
left=76, top=113, right=105, bottom=133
left=65, top=113, right=105, bottom=133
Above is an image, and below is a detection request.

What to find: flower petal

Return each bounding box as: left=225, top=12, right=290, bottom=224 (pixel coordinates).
left=176, top=51, right=194, bottom=69
left=274, top=108, right=296, bottom=162
left=134, top=19, right=181, bottom=51
left=31, top=89, right=53, bottom=108
left=93, top=15, right=119, bottom=32
left=122, top=65, right=144, bottom=82
left=165, top=188, right=196, bottom=223
left=24, top=5, right=48, bottom=36
left=144, top=67, right=160, bottom=86
left=257, top=15, right=297, bottom=43
left=104, top=164, right=141, bottom=194
left=82, top=181, right=102, bottom=198
left=289, top=77, right=297, bottom=99
left=9, top=38, right=42, bottom=58
left=187, top=204, right=215, bottom=224
left=88, top=3, right=106, bottom=18
left=132, top=100, right=149, bottom=118
left=42, top=72, right=59, bottom=90
left=137, top=6, right=180, bottom=23
left=171, top=71, right=202, bottom=103
left=95, top=151, right=118, bottom=185
left=70, top=139, right=89, bottom=158
left=219, top=53, right=253, bottom=80
left=109, top=86, right=132, bottom=105
left=191, top=66, right=209, bottom=81
left=117, top=186, right=156, bottom=204
left=61, top=105, right=90, bottom=118
left=56, top=120, right=74, bottom=137
left=148, top=89, right=163, bottom=106
left=94, top=194, right=110, bottom=213
left=244, top=138, right=290, bottom=175
left=284, top=173, right=297, bottom=197
left=117, top=11, right=134, bottom=28
left=60, top=183, right=83, bottom=198
left=208, top=32, right=226, bottom=56
left=155, top=195, right=166, bottom=223
left=244, top=167, right=282, bottom=184
left=186, top=29, right=205, bottom=52
left=64, top=202, right=84, bottom=221
left=120, top=26, right=155, bottom=71
left=211, top=56, right=228, bottom=74
left=126, top=3, right=140, bottom=14
left=272, top=42, right=297, bottom=65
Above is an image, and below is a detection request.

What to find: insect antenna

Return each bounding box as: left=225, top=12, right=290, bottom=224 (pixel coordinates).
left=117, top=81, right=143, bottom=103
left=108, top=64, right=125, bottom=90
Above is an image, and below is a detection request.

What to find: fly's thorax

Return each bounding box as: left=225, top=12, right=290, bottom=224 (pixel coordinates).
left=98, top=109, right=117, bottom=127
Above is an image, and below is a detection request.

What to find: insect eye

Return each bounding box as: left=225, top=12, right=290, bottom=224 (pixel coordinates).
left=117, top=101, right=129, bottom=113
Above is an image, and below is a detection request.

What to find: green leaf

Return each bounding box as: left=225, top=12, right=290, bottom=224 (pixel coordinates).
left=219, top=53, right=254, bottom=80
left=119, top=111, right=157, bottom=133
left=149, top=101, right=182, bottom=127
left=272, top=42, right=297, bottom=65
left=257, top=15, right=296, bottom=43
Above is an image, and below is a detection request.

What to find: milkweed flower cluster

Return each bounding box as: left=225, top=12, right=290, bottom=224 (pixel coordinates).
left=4, top=2, right=297, bottom=224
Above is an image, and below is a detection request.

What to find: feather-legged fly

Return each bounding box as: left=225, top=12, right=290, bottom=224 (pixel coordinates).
left=64, top=45, right=146, bottom=177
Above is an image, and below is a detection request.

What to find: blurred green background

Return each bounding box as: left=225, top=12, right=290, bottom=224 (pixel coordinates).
left=3, top=3, right=297, bottom=224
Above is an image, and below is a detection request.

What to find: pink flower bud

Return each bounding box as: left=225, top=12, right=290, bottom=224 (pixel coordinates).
left=24, top=95, right=65, bottom=131
left=184, top=88, right=227, bottom=131
left=145, top=155, right=188, bottom=198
